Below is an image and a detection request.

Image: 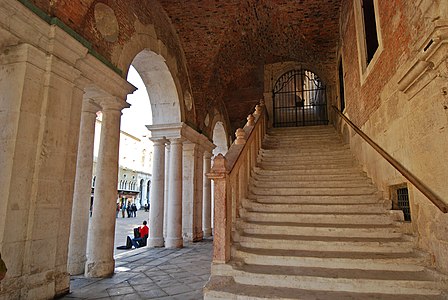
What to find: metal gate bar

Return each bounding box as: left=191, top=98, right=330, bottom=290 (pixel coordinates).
left=273, top=69, right=328, bottom=127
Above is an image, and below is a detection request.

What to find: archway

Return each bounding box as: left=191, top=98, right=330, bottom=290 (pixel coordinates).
left=131, top=50, right=182, bottom=125
left=272, top=68, right=328, bottom=127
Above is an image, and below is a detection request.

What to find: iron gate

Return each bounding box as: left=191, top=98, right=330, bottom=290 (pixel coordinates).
left=272, top=69, right=328, bottom=127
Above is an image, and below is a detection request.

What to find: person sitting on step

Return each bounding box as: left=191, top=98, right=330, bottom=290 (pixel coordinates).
left=131, top=220, right=149, bottom=248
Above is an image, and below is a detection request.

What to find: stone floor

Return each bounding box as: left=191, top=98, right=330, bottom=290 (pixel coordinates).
left=61, top=210, right=213, bottom=299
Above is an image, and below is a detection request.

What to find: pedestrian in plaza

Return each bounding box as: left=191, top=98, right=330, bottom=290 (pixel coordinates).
left=132, top=203, right=137, bottom=217
left=116, top=203, right=120, bottom=218
left=121, top=203, right=126, bottom=218
left=126, top=204, right=131, bottom=218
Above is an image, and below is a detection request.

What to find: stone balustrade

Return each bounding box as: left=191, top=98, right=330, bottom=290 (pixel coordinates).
left=207, top=100, right=267, bottom=264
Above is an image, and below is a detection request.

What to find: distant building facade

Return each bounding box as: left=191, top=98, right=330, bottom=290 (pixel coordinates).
left=92, top=112, right=152, bottom=210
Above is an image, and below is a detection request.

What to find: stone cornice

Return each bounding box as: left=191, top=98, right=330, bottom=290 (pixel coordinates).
left=78, top=54, right=136, bottom=100
left=147, top=123, right=215, bottom=152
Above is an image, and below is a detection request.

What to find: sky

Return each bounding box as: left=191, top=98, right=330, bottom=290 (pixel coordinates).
left=121, top=66, right=153, bottom=138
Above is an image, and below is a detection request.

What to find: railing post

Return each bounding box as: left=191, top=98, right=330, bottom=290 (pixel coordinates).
left=207, top=154, right=231, bottom=263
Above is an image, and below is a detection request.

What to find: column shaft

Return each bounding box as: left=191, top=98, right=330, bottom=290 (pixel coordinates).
left=68, top=100, right=99, bottom=275
left=85, top=101, right=124, bottom=277
left=165, top=139, right=183, bottom=248
left=163, top=144, right=170, bottom=238
left=202, top=152, right=212, bottom=237
left=148, top=139, right=165, bottom=247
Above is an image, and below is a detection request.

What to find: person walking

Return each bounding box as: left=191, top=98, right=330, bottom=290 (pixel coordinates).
left=121, top=203, right=126, bottom=218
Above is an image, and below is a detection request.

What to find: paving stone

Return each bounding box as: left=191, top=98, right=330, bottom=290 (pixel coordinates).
left=107, top=286, right=135, bottom=296
left=161, top=283, right=193, bottom=295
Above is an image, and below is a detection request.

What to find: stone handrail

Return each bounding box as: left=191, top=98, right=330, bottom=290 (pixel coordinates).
left=332, top=106, right=447, bottom=213
left=207, top=100, right=267, bottom=263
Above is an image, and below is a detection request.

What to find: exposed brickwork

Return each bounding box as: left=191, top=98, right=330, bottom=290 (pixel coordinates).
left=27, top=0, right=341, bottom=133
left=340, top=0, right=414, bottom=127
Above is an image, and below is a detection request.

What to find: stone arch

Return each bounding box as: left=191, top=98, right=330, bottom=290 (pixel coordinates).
left=271, top=61, right=330, bottom=88
left=131, top=50, right=181, bottom=124
left=113, top=28, right=193, bottom=125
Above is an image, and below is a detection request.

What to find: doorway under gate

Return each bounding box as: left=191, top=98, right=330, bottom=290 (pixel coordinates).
left=272, top=69, right=328, bottom=127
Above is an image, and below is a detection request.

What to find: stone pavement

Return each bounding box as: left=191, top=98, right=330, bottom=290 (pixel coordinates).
left=61, top=210, right=213, bottom=299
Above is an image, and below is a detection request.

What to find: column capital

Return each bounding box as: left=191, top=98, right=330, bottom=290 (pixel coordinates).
left=82, top=98, right=101, bottom=114
left=150, top=138, right=168, bottom=146
left=96, top=97, right=130, bottom=112
left=168, top=137, right=184, bottom=145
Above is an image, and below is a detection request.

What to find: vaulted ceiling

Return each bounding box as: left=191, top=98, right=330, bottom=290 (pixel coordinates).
left=28, top=0, right=342, bottom=131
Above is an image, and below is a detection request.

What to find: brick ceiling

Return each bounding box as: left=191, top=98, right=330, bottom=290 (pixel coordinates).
left=29, top=0, right=342, bottom=131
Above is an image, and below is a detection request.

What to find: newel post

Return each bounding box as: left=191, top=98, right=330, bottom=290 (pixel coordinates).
left=207, top=154, right=231, bottom=263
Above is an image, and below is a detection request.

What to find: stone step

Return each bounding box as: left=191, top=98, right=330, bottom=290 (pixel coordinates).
left=241, top=211, right=394, bottom=225
left=250, top=178, right=373, bottom=189
left=253, top=167, right=364, bottom=176
left=260, top=148, right=350, bottom=156
left=204, top=276, right=448, bottom=300
left=259, top=155, right=355, bottom=164
left=252, top=169, right=370, bottom=182
left=218, top=265, right=446, bottom=295
left=234, top=247, right=431, bottom=271
left=262, top=144, right=350, bottom=151
left=250, top=185, right=378, bottom=196
left=242, top=200, right=388, bottom=214
left=263, top=140, right=345, bottom=147
left=237, top=233, right=415, bottom=253
left=258, top=160, right=355, bottom=169
left=237, top=221, right=402, bottom=238
left=249, top=194, right=383, bottom=204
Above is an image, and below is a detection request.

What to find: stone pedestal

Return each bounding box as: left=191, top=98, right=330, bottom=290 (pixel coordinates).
left=68, top=99, right=100, bottom=275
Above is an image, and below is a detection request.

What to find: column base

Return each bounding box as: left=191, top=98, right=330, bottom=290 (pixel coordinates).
left=68, top=258, right=86, bottom=275
left=148, top=237, right=165, bottom=248
left=203, top=228, right=212, bottom=237
left=84, top=259, right=115, bottom=278
left=165, top=237, right=183, bottom=248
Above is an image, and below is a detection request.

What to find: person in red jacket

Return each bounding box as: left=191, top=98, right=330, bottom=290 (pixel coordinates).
left=131, top=221, right=149, bottom=248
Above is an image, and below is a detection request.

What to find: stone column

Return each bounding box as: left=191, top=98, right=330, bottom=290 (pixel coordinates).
left=203, top=151, right=213, bottom=237
left=163, top=143, right=170, bottom=238
left=148, top=139, right=166, bottom=247
left=165, top=138, right=183, bottom=248
left=85, top=98, right=128, bottom=277
left=68, top=99, right=100, bottom=275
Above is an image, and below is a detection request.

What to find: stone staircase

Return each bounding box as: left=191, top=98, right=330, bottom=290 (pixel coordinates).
left=204, top=126, right=448, bottom=299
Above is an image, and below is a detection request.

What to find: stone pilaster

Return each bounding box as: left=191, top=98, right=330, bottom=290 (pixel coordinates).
left=68, top=99, right=100, bottom=275
left=182, top=142, right=204, bottom=242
